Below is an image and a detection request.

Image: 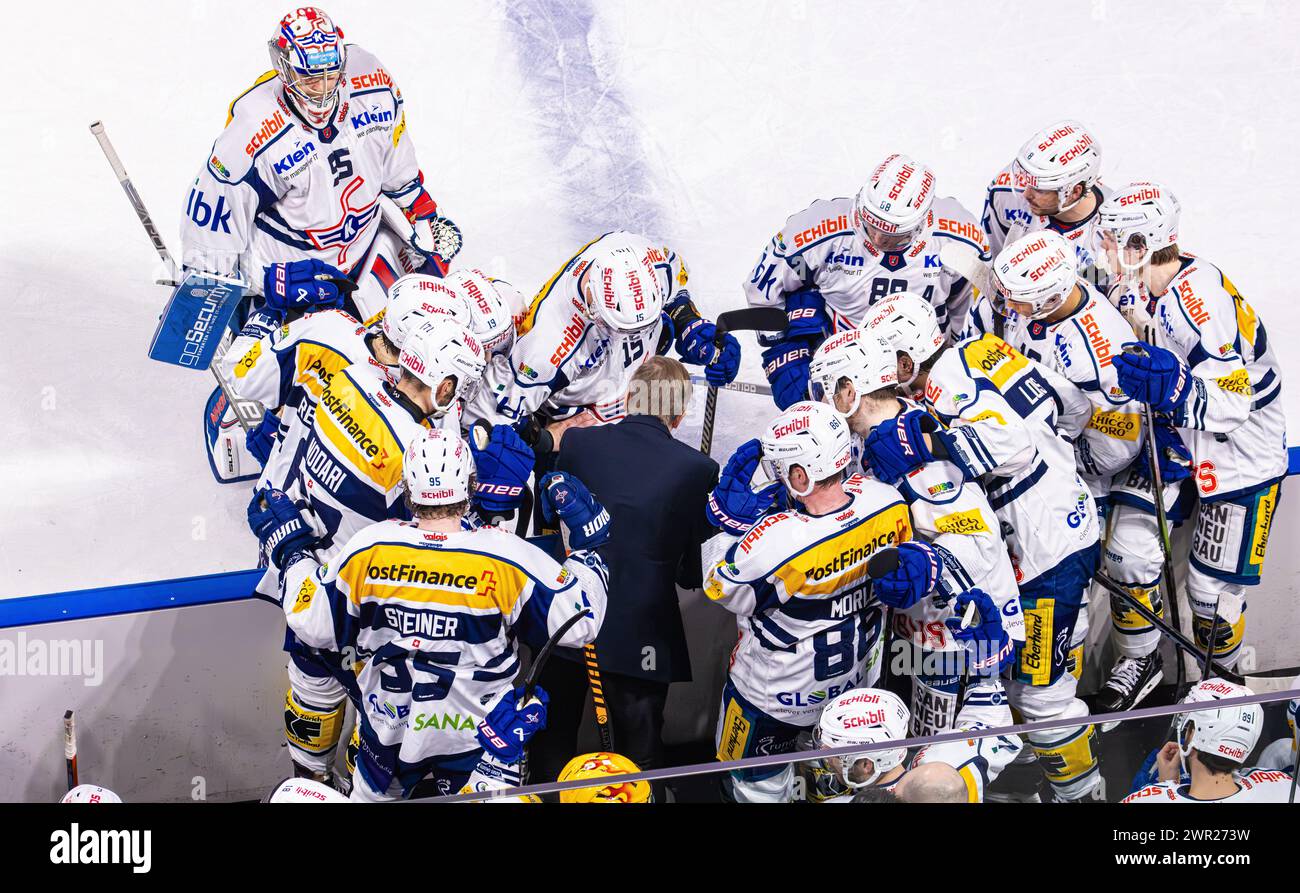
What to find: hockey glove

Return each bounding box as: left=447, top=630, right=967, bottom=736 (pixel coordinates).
left=676, top=319, right=742, bottom=387
left=862, top=409, right=935, bottom=483
left=1133, top=420, right=1193, bottom=484
left=780, top=289, right=833, bottom=342
left=761, top=339, right=814, bottom=410
left=476, top=685, right=550, bottom=765
left=539, top=472, right=612, bottom=551
left=945, top=588, right=1015, bottom=676
left=398, top=187, right=462, bottom=274
left=245, top=412, right=281, bottom=467
left=1114, top=342, right=1193, bottom=414
left=706, top=439, right=783, bottom=535
left=247, top=488, right=319, bottom=570
left=469, top=424, right=534, bottom=514
left=872, top=541, right=941, bottom=609
left=262, top=260, right=355, bottom=319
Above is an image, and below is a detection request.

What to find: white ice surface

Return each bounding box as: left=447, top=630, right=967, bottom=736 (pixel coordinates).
left=3, top=0, right=1297, bottom=597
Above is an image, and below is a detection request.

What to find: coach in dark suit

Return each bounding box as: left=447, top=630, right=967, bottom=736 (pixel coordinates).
left=528, top=357, right=719, bottom=793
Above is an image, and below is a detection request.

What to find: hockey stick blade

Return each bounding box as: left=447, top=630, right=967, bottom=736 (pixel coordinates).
left=700, top=306, right=789, bottom=456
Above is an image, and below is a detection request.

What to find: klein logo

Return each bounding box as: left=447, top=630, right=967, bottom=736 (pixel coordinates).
left=350, top=109, right=394, bottom=130
left=273, top=141, right=317, bottom=174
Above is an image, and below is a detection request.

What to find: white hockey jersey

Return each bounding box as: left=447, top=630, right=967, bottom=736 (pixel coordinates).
left=981, top=165, right=1112, bottom=285
left=291, top=362, right=430, bottom=557
left=922, top=334, right=1100, bottom=588
left=744, top=196, right=989, bottom=337
left=221, top=309, right=392, bottom=490
left=964, top=282, right=1143, bottom=497
left=1123, top=768, right=1297, bottom=803
left=466, top=232, right=687, bottom=426
left=701, top=475, right=911, bottom=725
left=1148, top=255, right=1286, bottom=502
left=280, top=520, right=607, bottom=761
left=852, top=401, right=1024, bottom=653
left=181, top=46, right=424, bottom=291
left=806, top=681, right=1023, bottom=803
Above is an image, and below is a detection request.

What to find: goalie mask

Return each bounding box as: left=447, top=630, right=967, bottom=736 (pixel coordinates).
left=269, top=7, right=346, bottom=128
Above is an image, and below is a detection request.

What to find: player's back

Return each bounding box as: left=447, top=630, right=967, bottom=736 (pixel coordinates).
left=1123, top=768, right=1297, bottom=803
left=296, top=362, right=428, bottom=555
left=703, top=474, right=911, bottom=725
left=1153, top=254, right=1286, bottom=499
left=329, top=522, right=567, bottom=762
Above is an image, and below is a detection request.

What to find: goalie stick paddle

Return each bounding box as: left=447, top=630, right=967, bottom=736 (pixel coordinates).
left=699, top=307, right=789, bottom=456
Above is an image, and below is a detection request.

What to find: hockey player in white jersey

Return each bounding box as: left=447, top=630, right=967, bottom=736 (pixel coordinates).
left=1102, top=182, right=1286, bottom=672
left=970, top=231, right=1166, bottom=712
left=264, top=428, right=609, bottom=800
left=806, top=651, right=1022, bottom=804
left=179, top=7, right=461, bottom=322
left=861, top=292, right=1105, bottom=801
left=467, top=231, right=741, bottom=433
left=1124, top=679, right=1296, bottom=803
left=702, top=401, right=937, bottom=803
left=245, top=317, right=487, bottom=784
left=807, top=328, right=1023, bottom=736
left=744, top=154, right=989, bottom=409
left=981, top=120, right=1109, bottom=283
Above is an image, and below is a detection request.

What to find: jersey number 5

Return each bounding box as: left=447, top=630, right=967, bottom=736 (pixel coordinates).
left=329, top=149, right=354, bottom=187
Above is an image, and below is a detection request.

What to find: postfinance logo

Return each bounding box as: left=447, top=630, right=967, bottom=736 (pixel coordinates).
left=775, top=504, right=910, bottom=595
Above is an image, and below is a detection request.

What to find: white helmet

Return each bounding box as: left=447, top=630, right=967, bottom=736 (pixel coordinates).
left=444, top=268, right=528, bottom=356
left=262, top=776, right=349, bottom=803
left=581, top=242, right=665, bottom=334
left=60, top=784, right=122, bottom=804
left=852, top=154, right=937, bottom=252
left=808, top=328, right=899, bottom=418
left=268, top=8, right=347, bottom=128
left=383, top=274, right=472, bottom=347
left=398, top=318, right=487, bottom=417
left=815, top=688, right=911, bottom=789
left=991, top=230, right=1079, bottom=320
left=1176, top=678, right=1263, bottom=767
left=760, top=401, right=852, bottom=498
left=404, top=428, right=475, bottom=506
left=1096, top=181, right=1182, bottom=273
left=1013, top=120, right=1102, bottom=215
left=864, top=292, right=944, bottom=388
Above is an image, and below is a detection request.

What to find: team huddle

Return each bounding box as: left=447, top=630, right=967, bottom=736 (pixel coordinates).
left=85, top=7, right=1294, bottom=804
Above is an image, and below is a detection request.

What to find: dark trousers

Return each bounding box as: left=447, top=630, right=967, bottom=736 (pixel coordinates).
left=528, top=655, right=670, bottom=801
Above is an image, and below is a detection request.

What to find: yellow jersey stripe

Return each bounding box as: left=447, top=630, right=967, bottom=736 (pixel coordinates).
left=227, top=71, right=279, bottom=125
left=518, top=234, right=605, bottom=337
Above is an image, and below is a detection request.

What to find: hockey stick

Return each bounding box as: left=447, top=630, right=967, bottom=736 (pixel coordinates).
left=516, top=608, right=594, bottom=784
left=688, top=375, right=772, bottom=397
left=1120, top=343, right=1188, bottom=690
left=63, top=710, right=78, bottom=791
left=1093, top=572, right=1242, bottom=684
left=89, top=121, right=263, bottom=433
left=699, top=307, right=789, bottom=456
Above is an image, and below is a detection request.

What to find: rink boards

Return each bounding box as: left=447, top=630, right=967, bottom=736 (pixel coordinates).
left=2, top=451, right=1298, bottom=802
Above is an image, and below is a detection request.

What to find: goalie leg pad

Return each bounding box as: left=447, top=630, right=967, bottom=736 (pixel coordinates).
left=203, top=386, right=263, bottom=484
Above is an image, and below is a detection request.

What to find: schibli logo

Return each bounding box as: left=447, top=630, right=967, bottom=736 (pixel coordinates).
left=843, top=710, right=887, bottom=728
left=402, top=352, right=427, bottom=375
left=887, top=161, right=916, bottom=200
left=771, top=415, right=810, bottom=439
left=1178, top=279, right=1211, bottom=326
left=1080, top=313, right=1113, bottom=366
left=1009, top=236, right=1049, bottom=267
left=1057, top=133, right=1095, bottom=166
left=1200, top=679, right=1238, bottom=697
left=1028, top=255, right=1062, bottom=282
left=794, top=214, right=850, bottom=248
left=549, top=315, right=587, bottom=366
left=924, top=379, right=942, bottom=406
left=350, top=69, right=393, bottom=91
left=245, top=110, right=287, bottom=156
left=460, top=277, right=492, bottom=315
left=420, top=488, right=456, bottom=500
left=1118, top=185, right=1162, bottom=206
left=938, top=218, right=983, bottom=243
left=1036, top=124, right=1077, bottom=150
left=739, top=513, right=785, bottom=554
left=1218, top=745, right=1247, bottom=761
left=626, top=269, right=646, bottom=311
left=645, top=246, right=667, bottom=263
left=601, top=266, right=616, bottom=309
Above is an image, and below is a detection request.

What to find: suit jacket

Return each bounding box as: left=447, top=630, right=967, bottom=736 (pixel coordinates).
left=555, top=415, right=719, bottom=683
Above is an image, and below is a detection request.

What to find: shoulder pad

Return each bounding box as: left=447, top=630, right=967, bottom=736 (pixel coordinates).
left=933, top=197, right=990, bottom=255
left=214, top=78, right=296, bottom=178
left=780, top=197, right=855, bottom=254
left=343, top=45, right=399, bottom=96
left=1169, top=260, right=1232, bottom=332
